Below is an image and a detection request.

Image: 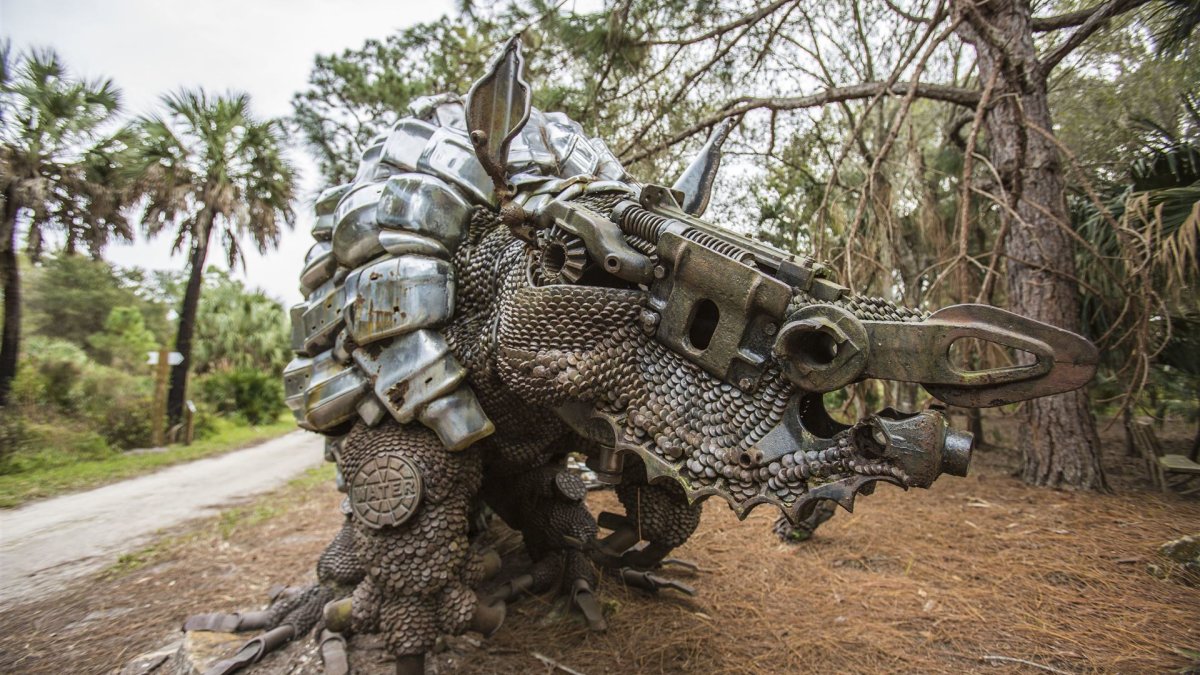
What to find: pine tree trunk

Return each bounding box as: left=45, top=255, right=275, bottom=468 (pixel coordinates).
left=166, top=215, right=213, bottom=427
left=955, top=0, right=1107, bottom=489
left=0, top=192, right=20, bottom=408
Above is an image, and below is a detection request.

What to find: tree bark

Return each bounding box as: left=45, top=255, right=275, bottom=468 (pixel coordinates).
left=0, top=191, right=20, bottom=408
left=166, top=214, right=213, bottom=427
left=954, top=0, right=1107, bottom=489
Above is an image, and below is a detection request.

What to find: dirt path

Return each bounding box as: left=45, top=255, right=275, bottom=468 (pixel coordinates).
left=0, top=431, right=324, bottom=604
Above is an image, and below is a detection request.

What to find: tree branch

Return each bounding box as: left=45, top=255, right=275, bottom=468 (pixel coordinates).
left=1040, top=0, right=1154, bottom=71
left=621, top=81, right=979, bottom=165
left=1031, top=0, right=1150, bottom=31
left=637, top=0, right=796, bottom=46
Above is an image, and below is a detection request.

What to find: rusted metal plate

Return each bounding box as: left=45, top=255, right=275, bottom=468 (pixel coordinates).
left=863, top=304, right=1100, bottom=407
left=464, top=34, right=531, bottom=194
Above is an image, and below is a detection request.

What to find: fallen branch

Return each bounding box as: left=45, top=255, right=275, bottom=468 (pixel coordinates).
left=533, top=651, right=588, bottom=675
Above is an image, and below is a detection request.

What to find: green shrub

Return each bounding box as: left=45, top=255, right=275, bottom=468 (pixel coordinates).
left=196, top=368, right=285, bottom=425
left=76, top=363, right=154, bottom=449
left=0, top=411, right=29, bottom=475
left=15, top=337, right=90, bottom=410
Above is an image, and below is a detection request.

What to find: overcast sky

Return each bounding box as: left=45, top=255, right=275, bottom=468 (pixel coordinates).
left=0, top=0, right=458, bottom=306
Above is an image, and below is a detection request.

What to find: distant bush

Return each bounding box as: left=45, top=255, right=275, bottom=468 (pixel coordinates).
left=12, top=336, right=153, bottom=450
left=76, top=364, right=154, bottom=449
left=196, top=367, right=285, bottom=425
left=12, top=337, right=91, bottom=410
left=0, top=411, right=29, bottom=475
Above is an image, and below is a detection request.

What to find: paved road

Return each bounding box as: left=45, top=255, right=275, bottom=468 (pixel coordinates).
left=0, top=431, right=325, bottom=604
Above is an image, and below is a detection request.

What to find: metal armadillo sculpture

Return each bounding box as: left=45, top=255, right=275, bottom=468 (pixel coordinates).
left=188, top=37, right=1098, bottom=674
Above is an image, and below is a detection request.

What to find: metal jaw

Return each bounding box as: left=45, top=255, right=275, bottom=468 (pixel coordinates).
left=774, top=302, right=1100, bottom=407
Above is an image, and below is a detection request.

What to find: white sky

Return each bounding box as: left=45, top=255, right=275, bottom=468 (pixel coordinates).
left=0, top=0, right=458, bottom=306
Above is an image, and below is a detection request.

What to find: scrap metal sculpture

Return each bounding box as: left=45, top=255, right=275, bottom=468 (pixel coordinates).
left=189, top=36, right=1098, bottom=674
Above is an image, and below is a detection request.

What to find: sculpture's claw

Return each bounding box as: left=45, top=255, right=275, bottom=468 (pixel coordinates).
left=202, top=625, right=295, bottom=675
left=571, top=578, right=608, bottom=631
left=484, top=572, right=535, bottom=604
left=615, top=568, right=696, bottom=596
left=318, top=630, right=349, bottom=675
left=183, top=611, right=271, bottom=634
left=659, top=557, right=700, bottom=574
left=188, top=584, right=339, bottom=675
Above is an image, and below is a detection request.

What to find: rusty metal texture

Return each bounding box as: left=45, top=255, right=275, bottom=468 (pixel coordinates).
left=464, top=34, right=531, bottom=197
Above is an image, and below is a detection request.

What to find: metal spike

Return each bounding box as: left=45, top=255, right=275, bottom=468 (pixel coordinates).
left=671, top=118, right=736, bottom=216
left=464, top=34, right=532, bottom=198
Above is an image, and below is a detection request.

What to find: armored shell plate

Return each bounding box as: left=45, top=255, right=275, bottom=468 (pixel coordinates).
left=353, top=137, right=395, bottom=185
left=312, top=184, right=352, bottom=241
left=347, top=256, right=455, bottom=344
left=350, top=454, right=423, bottom=529
left=381, top=119, right=438, bottom=173
left=417, top=128, right=495, bottom=206
left=353, top=329, right=466, bottom=422
left=377, top=173, right=472, bottom=252
left=300, top=241, right=337, bottom=294
left=378, top=230, right=450, bottom=259
left=333, top=182, right=387, bottom=268
left=303, top=350, right=368, bottom=430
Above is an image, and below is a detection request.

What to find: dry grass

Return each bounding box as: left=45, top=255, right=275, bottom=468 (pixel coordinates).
left=0, top=419, right=1196, bottom=674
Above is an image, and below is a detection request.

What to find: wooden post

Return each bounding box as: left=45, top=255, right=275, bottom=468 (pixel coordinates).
left=151, top=347, right=170, bottom=447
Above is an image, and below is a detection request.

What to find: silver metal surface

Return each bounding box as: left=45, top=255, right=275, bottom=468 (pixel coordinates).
left=289, top=303, right=308, bottom=355
left=377, top=230, right=451, bottom=259
left=332, top=182, right=387, bottom=268
left=303, top=350, right=369, bottom=431
left=300, top=241, right=337, bottom=295
left=346, top=255, right=455, bottom=345
left=353, top=329, right=466, bottom=423
left=418, top=387, right=495, bottom=451
left=544, top=121, right=599, bottom=178
left=417, top=127, right=496, bottom=206
left=377, top=173, right=472, bottom=252
left=283, top=356, right=313, bottom=421
left=355, top=392, right=388, bottom=426
left=301, top=270, right=360, bottom=355
left=508, top=110, right=559, bottom=174
left=380, top=119, right=438, bottom=173
left=312, top=184, right=351, bottom=241
left=408, top=93, right=466, bottom=130
left=353, top=136, right=394, bottom=185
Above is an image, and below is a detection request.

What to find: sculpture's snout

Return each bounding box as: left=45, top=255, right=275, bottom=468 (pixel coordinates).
left=866, top=409, right=974, bottom=488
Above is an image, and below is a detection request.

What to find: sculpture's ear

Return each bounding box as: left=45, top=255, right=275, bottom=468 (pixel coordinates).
left=465, top=34, right=532, bottom=199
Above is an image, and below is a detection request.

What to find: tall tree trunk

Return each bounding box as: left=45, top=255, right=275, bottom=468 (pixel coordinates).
left=955, top=0, right=1107, bottom=489
left=167, top=215, right=213, bottom=427
left=0, top=193, right=20, bottom=408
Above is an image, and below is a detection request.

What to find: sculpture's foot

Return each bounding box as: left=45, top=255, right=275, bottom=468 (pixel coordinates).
left=772, top=499, right=837, bottom=544
left=184, top=583, right=340, bottom=675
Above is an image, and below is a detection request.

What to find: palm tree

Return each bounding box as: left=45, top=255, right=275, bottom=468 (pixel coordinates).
left=0, top=42, right=125, bottom=406
left=129, top=89, right=297, bottom=427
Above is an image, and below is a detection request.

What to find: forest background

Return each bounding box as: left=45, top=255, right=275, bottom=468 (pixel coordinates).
left=1, top=0, right=1197, bottom=505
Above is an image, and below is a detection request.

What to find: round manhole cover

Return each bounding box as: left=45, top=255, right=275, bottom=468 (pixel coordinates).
left=350, top=455, right=423, bottom=529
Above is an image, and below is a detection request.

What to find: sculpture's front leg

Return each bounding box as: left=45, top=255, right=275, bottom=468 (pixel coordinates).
left=335, top=420, right=491, bottom=674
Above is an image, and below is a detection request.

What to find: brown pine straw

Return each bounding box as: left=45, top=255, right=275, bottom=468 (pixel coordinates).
left=1, top=418, right=1196, bottom=674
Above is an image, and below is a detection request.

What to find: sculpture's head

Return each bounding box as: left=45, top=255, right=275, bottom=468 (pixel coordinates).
left=472, top=36, right=1098, bottom=523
